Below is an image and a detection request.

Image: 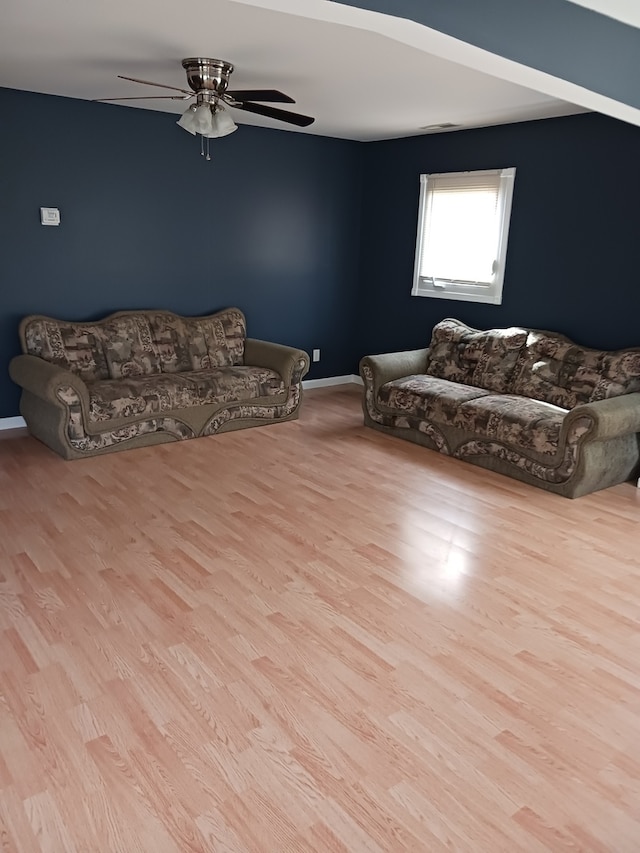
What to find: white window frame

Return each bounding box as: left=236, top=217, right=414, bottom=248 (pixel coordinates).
left=412, top=167, right=516, bottom=305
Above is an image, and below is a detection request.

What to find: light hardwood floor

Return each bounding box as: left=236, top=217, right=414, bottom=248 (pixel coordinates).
left=1, top=385, right=639, bottom=852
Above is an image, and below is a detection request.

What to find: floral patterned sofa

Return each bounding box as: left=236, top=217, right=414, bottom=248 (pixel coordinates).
left=9, top=307, right=309, bottom=459
left=360, top=318, right=640, bottom=498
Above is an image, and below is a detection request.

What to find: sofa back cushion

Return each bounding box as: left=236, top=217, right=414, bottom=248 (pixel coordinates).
left=425, top=318, right=528, bottom=393
left=20, top=307, right=247, bottom=380
left=101, top=315, right=162, bottom=379
left=510, top=331, right=640, bottom=408
left=148, top=308, right=246, bottom=373
left=21, top=318, right=110, bottom=382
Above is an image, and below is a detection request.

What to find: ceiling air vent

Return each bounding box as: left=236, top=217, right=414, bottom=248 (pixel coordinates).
left=419, top=122, right=459, bottom=132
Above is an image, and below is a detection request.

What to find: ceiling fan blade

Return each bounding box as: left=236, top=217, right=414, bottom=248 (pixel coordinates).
left=94, top=95, right=191, bottom=102
left=117, top=75, right=192, bottom=95
left=233, top=101, right=315, bottom=127
left=226, top=89, right=295, bottom=104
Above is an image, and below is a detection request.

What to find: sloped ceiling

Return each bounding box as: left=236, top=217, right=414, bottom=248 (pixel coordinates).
left=332, top=0, right=640, bottom=111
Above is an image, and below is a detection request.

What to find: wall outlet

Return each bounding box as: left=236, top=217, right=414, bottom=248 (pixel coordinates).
left=312, top=348, right=320, bottom=362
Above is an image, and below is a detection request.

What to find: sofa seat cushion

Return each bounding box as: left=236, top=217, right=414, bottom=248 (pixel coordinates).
left=185, top=366, right=284, bottom=404
left=378, top=375, right=490, bottom=425
left=510, top=330, right=640, bottom=408
left=87, top=366, right=284, bottom=422
left=454, top=394, right=568, bottom=455
left=425, top=318, right=528, bottom=393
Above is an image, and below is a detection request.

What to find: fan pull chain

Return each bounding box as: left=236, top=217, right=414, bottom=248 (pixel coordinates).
left=199, top=135, right=211, bottom=161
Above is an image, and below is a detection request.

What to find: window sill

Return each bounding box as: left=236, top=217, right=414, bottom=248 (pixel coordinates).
left=411, top=288, right=503, bottom=306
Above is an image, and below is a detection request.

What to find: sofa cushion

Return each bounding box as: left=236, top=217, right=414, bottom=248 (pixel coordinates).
left=22, top=318, right=109, bottom=382
left=148, top=308, right=246, bottom=373
left=425, top=318, right=528, bottom=393
left=454, top=394, right=568, bottom=456
left=378, top=375, right=490, bottom=425
left=185, top=366, right=284, bottom=405
left=101, top=315, right=161, bottom=379
left=202, top=309, right=246, bottom=366
left=510, top=331, right=640, bottom=409
left=147, top=313, right=202, bottom=373
left=87, top=366, right=284, bottom=422
left=88, top=374, right=196, bottom=420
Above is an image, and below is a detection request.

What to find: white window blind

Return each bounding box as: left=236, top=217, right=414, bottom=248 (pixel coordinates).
left=412, top=168, right=516, bottom=305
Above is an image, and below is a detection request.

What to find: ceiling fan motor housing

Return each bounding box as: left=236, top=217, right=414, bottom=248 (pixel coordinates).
left=182, top=58, right=234, bottom=96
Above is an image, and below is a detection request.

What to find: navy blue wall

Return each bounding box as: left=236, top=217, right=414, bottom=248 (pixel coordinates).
left=3, top=93, right=640, bottom=420
left=0, top=87, right=363, bottom=417
left=357, top=112, right=640, bottom=357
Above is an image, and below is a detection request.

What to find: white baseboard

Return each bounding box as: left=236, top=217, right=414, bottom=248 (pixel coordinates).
left=303, top=374, right=362, bottom=389
left=0, top=416, right=26, bottom=432
left=0, top=376, right=362, bottom=430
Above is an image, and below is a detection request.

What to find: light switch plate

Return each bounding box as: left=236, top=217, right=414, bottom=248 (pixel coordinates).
left=40, top=207, right=61, bottom=226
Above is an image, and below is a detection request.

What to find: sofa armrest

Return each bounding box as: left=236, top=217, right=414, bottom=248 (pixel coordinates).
left=244, top=339, right=310, bottom=385
left=570, top=392, right=640, bottom=440
left=9, top=354, right=90, bottom=408
left=360, top=348, right=430, bottom=395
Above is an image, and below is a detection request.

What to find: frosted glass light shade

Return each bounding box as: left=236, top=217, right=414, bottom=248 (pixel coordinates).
left=177, top=104, right=238, bottom=138
left=177, top=106, right=199, bottom=135
left=194, top=104, right=216, bottom=136
left=211, top=109, right=237, bottom=138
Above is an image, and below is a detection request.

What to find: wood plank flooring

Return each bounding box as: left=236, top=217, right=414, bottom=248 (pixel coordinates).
left=1, top=384, right=639, bottom=851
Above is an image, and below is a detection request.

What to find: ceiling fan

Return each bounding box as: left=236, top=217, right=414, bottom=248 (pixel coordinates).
left=96, top=57, right=315, bottom=159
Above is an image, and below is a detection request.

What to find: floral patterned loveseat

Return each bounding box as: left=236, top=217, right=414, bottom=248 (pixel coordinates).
left=360, top=318, right=640, bottom=498
left=9, top=307, right=309, bottom=459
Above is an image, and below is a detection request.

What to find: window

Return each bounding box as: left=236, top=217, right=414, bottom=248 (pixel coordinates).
left=412, top=167, right=516, bottom=305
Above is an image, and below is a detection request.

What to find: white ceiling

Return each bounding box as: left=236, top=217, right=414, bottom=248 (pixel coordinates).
left=566, top=0, right=640, bottom=28
left=0, top=0, right=628, bottom=141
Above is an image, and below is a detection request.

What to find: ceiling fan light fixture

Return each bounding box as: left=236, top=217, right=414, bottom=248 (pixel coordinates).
left=176, top=103, right=237, bottom=139
left=103, top=58, right=313, bottom=161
